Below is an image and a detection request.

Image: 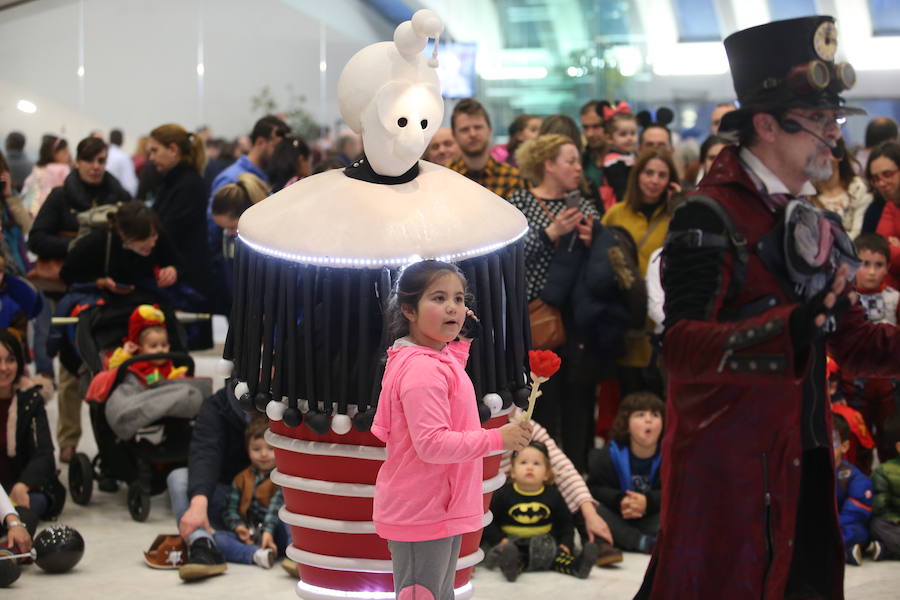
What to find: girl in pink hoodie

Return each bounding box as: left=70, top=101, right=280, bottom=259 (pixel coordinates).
left=372, top=260, right=532, bottom=600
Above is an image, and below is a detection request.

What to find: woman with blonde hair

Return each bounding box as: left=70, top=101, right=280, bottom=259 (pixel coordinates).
left=208, top=173, right=270, bottom=316
left=147, top=124, right=212, bottom=345
left=509, top=133, right=603, bottom=472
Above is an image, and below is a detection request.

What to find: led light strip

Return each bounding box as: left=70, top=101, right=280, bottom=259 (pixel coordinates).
left=266, top=430, right=387, bottom=461
left=296, top=580, right=474, bottom=600
left=286, top=546, right=484, bottom=573
left=278, top=507, right=494, bottom=533
left=237, top=227, right=527, bottom=268
left=271, top=468, right=506, bottom=497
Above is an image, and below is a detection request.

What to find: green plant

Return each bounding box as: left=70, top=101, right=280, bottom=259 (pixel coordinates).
left=250, top=85, right=322, bottom=141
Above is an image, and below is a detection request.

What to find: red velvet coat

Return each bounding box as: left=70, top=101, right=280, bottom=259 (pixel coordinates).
left=637, top=147, right=900, bottom=600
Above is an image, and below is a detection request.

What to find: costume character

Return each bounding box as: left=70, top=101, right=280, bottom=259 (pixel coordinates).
left=220, top=10, right=533, bottom=598
left=633, top=16, right=900, bottom=600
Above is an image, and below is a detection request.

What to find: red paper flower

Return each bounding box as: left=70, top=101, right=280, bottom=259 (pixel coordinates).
left=529, top=350, right=561, bottom=379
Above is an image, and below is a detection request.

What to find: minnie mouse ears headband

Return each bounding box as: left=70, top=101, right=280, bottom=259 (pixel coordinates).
left=637, top=107, right=674, bottom=129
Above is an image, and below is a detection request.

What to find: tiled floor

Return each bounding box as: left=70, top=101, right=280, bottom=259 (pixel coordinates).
left=4, top=317, right=898, bottom=598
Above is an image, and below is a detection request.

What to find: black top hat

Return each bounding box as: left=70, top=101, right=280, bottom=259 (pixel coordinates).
left=720, top=16, right=864, bottom=132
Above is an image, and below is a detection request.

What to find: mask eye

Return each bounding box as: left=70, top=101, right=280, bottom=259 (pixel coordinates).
left=420, top=119, right=428, bottom=129
left=398, top=117, right=408, bottom=128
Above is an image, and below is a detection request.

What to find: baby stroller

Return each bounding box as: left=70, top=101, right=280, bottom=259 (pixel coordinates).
left=66, top=300, right=206, bottom=521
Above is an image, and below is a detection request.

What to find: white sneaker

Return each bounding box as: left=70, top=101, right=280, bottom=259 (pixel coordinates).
left=253, top=548, right=275, bottom=569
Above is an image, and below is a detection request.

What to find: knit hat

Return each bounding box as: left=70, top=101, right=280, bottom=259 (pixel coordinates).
left=127, top=304, right=166, bottom=344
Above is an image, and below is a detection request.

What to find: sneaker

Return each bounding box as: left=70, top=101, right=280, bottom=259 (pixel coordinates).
left=867, top=540, right=884, bottom=561
left=178, top=538, right=227, bottom=581
left=573, top=542, right=600, bottom=579
left=253, top=548, right=275, bottom=569
left=497, top=542, right=521, bottom=582
left=594, top=541, right=624, bottom=567
left=846, top=543, right=862, bottom=566
left=97, top=477, right=119, bottom=493
left=281, top=558, right=299, bottom=578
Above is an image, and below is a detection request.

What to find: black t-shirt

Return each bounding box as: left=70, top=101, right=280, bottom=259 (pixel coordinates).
left=630, top=453, right=657, bottom=494
left=483, top=482, right=575, bottom=550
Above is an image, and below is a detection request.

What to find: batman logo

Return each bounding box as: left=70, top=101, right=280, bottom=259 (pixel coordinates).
left=508, top=502, right=551, bottom=524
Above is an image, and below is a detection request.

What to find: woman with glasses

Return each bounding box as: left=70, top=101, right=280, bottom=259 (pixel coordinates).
left=867, top=143, right=900, bottom=279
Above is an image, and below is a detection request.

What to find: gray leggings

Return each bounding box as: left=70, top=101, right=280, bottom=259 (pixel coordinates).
left=388, top=535, right=462, bottom=600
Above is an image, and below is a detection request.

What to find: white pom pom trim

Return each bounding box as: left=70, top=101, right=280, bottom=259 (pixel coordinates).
left=216, top=358, right=234, bottom=377
left=266, top=400, right=286, bottom=421
left=234, top=381, right=249, bottom=399
left=331, top=414, right=352, bottom=435
left=483, top=393, right=503, bottom=415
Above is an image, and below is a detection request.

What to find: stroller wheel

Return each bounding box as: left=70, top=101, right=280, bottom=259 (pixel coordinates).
left=127, top=484, right=150, bottom=522
left=68, top=453, right=94, bottom=505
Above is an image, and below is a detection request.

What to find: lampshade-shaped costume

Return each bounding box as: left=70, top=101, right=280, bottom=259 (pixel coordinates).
left=223, top=10, right=531, bottom=598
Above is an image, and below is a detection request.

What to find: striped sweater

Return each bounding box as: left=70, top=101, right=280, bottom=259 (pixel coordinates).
left=498, top=412, right=596, bottom=513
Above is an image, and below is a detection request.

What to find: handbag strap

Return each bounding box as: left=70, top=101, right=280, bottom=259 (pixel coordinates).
left=532, top=193, right=556, bottom=223
left=635, top=208, right=666, bottom=251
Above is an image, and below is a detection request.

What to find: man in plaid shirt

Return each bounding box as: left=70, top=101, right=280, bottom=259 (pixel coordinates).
left=448, top=98, right=526, bottom=200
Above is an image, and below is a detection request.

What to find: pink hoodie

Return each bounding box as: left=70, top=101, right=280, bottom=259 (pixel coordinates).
left=371, top=338, right=504, bottom=542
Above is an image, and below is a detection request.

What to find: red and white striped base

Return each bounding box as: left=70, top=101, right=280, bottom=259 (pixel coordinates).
left=266, top=408, right=512, bottom=598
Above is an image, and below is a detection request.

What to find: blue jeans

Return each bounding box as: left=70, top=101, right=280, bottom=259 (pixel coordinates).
left=166, top=467, right=230, bottom=545
left=213, top=522, right=291, bottom=564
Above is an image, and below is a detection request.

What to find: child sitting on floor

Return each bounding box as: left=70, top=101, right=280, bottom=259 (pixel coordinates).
left=870, top=413, right=900, bottom=561
left=833, top=413, right=875, bottom=565
left=88, top=304, right=206, bottom=439
left=483, top=441, right=599, bottom=581
left=586, top=391, right=663, bottom=554
left=213, top=416, right=291, bottom=569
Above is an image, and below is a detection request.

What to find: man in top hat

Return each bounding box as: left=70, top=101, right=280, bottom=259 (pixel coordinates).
left=636, top=16, right=900, bottom=600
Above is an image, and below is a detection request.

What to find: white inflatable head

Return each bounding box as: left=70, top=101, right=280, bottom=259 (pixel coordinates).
left=337, top=9, right=444, bottom=176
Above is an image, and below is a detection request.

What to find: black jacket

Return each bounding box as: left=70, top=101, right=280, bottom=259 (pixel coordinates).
left=60, top=227, right=181, bottom=287
left=587, top=444, right=662, bottom=518
left=187, top=384, right=249, bottom=500
left=4, top=382, right=65, bottom=518
left=152, top=163, right=211, bottom=297
left=28, top=171, right=131, bottom=259
left=541, top=223, right=646, bottom=359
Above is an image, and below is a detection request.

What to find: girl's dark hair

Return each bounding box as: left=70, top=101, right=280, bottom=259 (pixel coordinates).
left=312, top=157, right=346, bottom=175
left=76, top=136, right=108, bottom=162
left=113, top=200, right=161, bottom=241
left=699, top=135, right=733, bottom=165
left=623, top=149, right=678, bottom=211
left=511, top=440, right=555, bottom=484
left=867, top=141, right=900, bottom=201
left=267, top=136, right=311, bottom=192
left=384, top=260, right=468, bottom=342
left=610, top=391, right=665, bottom=447
left=0, top=328, right=27, bottom=384
left=37, top=135, right=68, bottom=166
left=507, top=114, right=539, bottom=159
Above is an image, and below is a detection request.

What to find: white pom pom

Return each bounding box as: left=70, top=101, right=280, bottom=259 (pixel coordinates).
left=216, top=358, right=234, bottom=377
left=234, top=381, right=249, bottom=399
left=483, top=393, right=503, bottom=415
left=299, top=399, right=309, bottom=413
left=266, top=400, right=286, bottom=421
left=331, top=414, right=352, bottom=435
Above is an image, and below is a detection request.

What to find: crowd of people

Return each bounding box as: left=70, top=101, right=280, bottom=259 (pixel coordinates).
left=1, top=88, right=900, bottom=590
